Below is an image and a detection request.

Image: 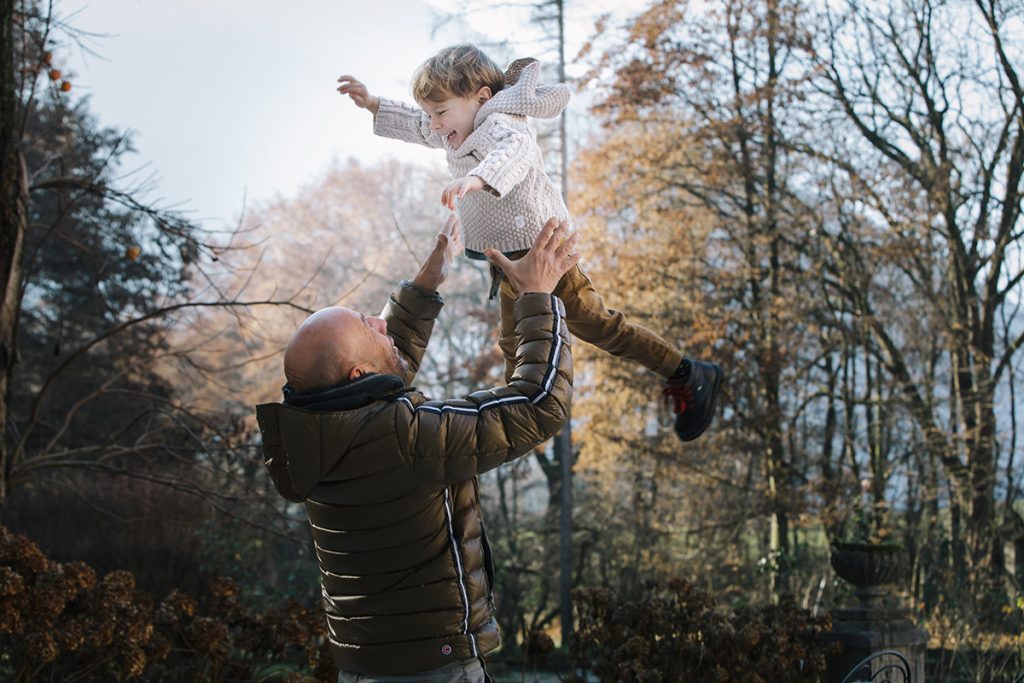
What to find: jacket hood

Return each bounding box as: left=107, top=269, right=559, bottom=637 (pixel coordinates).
left=255, top=374, right=406, bottom=502
left=473, top=59, right=570, bottom=128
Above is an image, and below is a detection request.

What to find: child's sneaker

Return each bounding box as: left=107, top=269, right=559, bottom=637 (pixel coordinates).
left=663, top=360, right=723, bottom=442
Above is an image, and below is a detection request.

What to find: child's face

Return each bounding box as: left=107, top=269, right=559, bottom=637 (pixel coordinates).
left=421, top=86, right=492, bottom=149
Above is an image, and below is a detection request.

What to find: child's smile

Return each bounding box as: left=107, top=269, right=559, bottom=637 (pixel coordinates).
left=422, top=91, right=490, bottom=149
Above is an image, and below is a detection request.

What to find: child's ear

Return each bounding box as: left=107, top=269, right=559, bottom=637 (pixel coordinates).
left=476, top=86, right=493, bottom=104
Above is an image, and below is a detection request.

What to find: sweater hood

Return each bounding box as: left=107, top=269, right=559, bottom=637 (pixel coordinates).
left=255, top=374, right=406, bottom=502
left=473, top=59, right=570, bottom=129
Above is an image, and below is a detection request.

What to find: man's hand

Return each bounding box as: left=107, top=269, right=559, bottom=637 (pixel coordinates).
left=413, top=214, right=463, bottom=293
left=441, top=176, right=485, bottom=210
left=485, top=218, right=580, bottom=295
left=336, top=75, right=380, bottom=115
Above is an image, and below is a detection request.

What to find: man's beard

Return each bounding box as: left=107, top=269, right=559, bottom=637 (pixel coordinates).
left=380, top=346, right=410, bottom=378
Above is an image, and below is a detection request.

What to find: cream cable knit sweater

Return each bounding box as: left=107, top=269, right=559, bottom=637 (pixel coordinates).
left=373, top=61, right=572, bottom=256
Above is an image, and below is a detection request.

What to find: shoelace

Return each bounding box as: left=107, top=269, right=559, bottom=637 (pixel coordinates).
left=662, top=379, right=692, bottom=415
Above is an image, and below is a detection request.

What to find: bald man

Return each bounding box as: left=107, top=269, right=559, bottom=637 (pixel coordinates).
left=256, top=216, right=579, bottom=682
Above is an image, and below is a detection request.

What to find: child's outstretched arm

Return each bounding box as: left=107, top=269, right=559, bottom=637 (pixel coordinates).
left=338, top=74, right=446, bottom=150
left=336, top=75, right=379, bottom=115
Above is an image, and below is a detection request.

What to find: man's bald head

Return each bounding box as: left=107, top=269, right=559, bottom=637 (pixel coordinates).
left=283, top=306, right=409, bottom=393
left=284, top=307, right=360, bottom=393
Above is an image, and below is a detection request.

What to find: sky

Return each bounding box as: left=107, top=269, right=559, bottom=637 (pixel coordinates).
left=60, top=0, right=639, bottom=230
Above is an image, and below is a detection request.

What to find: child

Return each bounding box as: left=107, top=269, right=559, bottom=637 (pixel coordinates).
left=337, top=44, right=722, bottom=442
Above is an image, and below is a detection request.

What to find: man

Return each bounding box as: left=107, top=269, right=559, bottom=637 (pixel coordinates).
left=256, top=216, right=581, bottom=682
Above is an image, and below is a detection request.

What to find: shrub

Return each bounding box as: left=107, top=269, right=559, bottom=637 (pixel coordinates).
left=0, top=525, right=335, bottom=682
left=571, top=577, right=835, bottom=683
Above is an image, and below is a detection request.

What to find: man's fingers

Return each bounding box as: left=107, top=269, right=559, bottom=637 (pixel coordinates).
left=448, top=219, right=463, bottom=252
left=546, top=220, right=570, bottom=251
left=533, top=218, right=559, bottom=250
left=556, top=231, right=580, bottom=256
left=445, top=219, right=462, bottom=248
left=543, top=222, right=569, bottom=254
left=560, top=230, right=580, bottom=249
left=433, top=232, right=449, bottom=253
left=442, top=213, right=459, bottom=235
left=485, top=248, right=512, bottom=271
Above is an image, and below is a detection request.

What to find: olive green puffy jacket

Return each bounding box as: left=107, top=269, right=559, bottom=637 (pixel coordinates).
left=255, top=282, right=572, bottom=675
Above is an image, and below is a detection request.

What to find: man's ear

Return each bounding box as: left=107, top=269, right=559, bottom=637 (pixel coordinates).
left=348, top=366, right=366, bottom=381
left=476, top=86, right=493, bottom=104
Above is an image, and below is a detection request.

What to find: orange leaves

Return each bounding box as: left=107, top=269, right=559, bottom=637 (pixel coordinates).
left=126, top=245, right=141, bottom=260
left=0, top=524, right=337, bottom=679
left=155, top=588, right=197, bottom=623
left=24, top=46, right=73, bottom=94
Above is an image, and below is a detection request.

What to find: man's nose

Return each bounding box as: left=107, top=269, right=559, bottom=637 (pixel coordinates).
left=368, top=316, right=387, bottom=334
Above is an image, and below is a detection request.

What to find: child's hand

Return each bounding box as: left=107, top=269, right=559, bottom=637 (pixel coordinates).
left=337, top=75, right=379, bottom=114
left=441, top=176, right=485, bottom=210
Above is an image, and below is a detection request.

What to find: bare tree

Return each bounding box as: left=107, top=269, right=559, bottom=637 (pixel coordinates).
left=808, top=0, right=1024, bottom=597
left=0, top=1, right=311, bottom=528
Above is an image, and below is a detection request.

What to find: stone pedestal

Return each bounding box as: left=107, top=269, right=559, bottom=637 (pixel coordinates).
left=820, top=605, right=926, bottom=682
left=823, top=543, right=928, bottom=682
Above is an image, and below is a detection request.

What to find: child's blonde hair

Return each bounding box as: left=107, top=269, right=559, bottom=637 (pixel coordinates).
left=412, top=44, right=504, bottom=103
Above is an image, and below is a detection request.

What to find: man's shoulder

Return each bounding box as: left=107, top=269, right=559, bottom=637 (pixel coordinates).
left=392, top=390, right=450, bottom=417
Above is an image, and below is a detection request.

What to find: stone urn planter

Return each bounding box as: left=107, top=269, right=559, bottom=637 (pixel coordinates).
left=824, top=542, right=924, bottom=682
left=830, top=542, right=907, bottom=607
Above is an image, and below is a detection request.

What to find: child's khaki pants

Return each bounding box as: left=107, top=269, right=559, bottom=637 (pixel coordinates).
left=497, top=264, right=683, bottom=383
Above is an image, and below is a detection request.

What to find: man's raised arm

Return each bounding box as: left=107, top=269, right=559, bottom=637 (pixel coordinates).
left=395, top=219, right=582, bottom=485
left=382, top=215, right=462, bottom=385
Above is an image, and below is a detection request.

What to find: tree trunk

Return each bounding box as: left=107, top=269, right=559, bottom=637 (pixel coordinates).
left=0, top=0, right=27, bottom=508
left=760, top=0, right=791, bottom=599
left=966, top=378, right=999, bottom=586
left=554, top=0, right=573, bottom=648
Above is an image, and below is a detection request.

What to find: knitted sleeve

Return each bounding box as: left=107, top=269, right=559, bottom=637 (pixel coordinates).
left=467, top=114, right=534, bottom=198
left=373, top=97, right=446, bottom=149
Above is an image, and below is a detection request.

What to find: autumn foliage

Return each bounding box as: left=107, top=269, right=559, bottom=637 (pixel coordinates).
left=0, top=525, right=336, bottom=682
left=571, top=578, right=837, bottom=683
